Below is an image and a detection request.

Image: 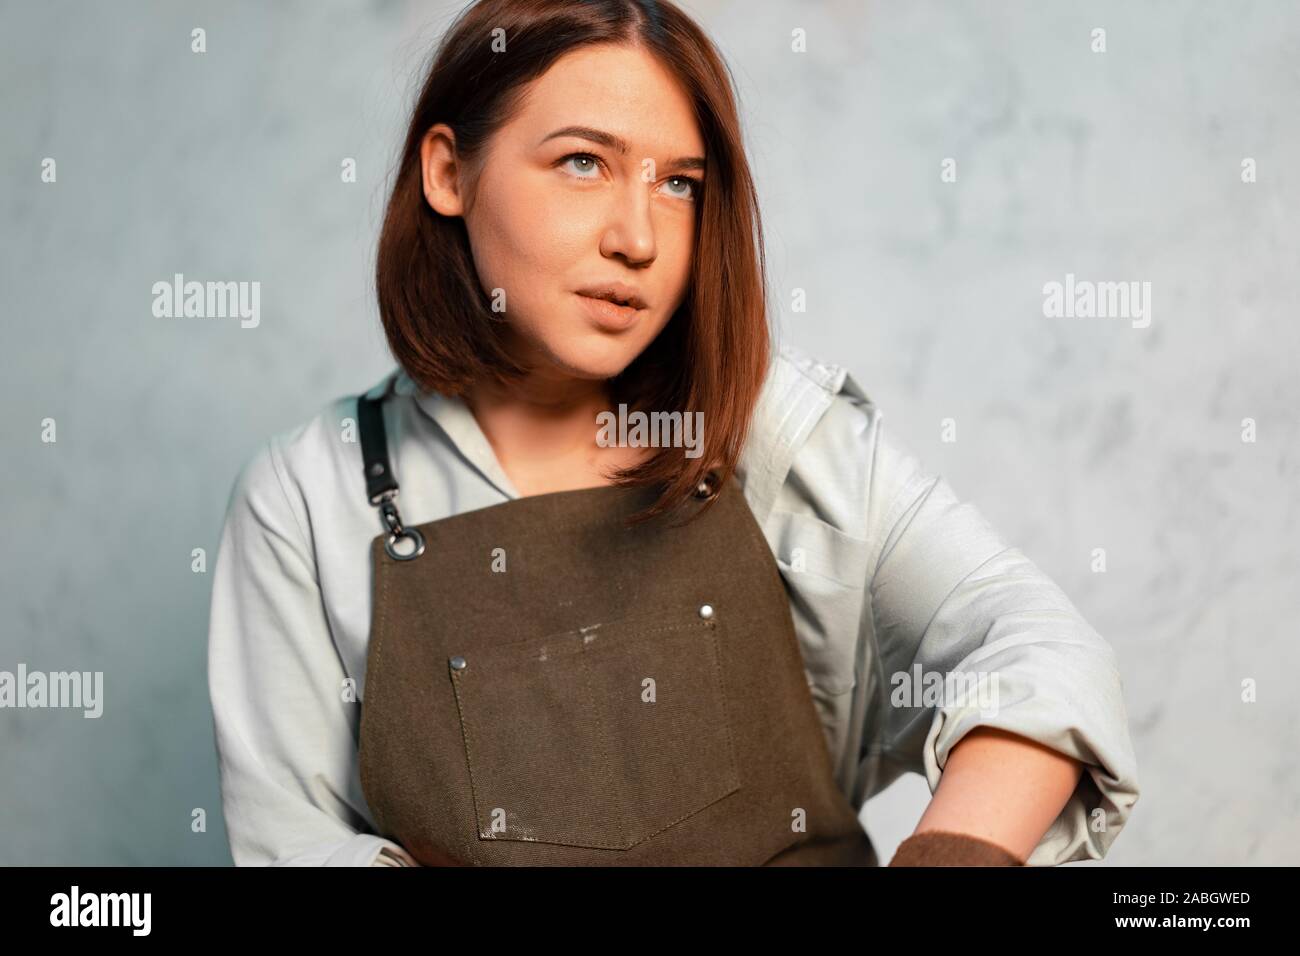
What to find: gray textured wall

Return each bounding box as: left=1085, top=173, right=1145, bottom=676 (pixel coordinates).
left=1, top=0, right=1296, bottom=865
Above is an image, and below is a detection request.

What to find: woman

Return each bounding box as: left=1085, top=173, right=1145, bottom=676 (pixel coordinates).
left=207, top=0, right=1139, bottom=867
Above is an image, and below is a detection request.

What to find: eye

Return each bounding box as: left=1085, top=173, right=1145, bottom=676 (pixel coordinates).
left=559, top=152, right=604, bottom=180
left=660, top=175, right=701, bottom=202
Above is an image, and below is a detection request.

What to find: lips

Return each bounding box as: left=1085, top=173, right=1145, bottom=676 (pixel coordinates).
left=576, top=291, right=642, bottom=330
left=575, top=282, right=647, bottom=311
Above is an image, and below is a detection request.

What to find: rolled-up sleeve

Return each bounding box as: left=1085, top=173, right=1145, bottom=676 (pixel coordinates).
left=864, top=418, right=1140, bottom=866
left=207, top=437, right=407, bottom=866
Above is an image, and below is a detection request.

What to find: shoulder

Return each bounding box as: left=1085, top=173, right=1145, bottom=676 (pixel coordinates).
left=223, top=369, right=402, bottom=548
left=760, top=343, right=887, bottom=453
left=764, top=344, right=932, bottom=548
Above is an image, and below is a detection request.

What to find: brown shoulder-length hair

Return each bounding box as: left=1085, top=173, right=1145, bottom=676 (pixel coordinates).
left=376, top=0, right=771, bottom=526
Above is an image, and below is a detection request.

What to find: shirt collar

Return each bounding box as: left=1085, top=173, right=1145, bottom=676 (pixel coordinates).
left=394, top=369, right=523, bottom=501
left=388, top=344, right=843, bottom=518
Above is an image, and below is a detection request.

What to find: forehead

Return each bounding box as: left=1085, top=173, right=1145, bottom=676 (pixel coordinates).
left=510, top=43, right=704, bottom=156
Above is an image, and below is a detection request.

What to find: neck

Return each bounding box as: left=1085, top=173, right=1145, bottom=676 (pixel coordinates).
left=467, top=368, right=610, bottom=417
left=464, top=364, right=616, bottom=466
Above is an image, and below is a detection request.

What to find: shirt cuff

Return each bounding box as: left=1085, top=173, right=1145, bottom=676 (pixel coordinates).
left=371, top=844, right=419, bottom=867
left=316, top=834, right=412, bottom=867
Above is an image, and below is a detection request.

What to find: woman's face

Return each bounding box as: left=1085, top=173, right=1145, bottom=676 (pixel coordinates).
left=422, top=42, right=705, bottom=383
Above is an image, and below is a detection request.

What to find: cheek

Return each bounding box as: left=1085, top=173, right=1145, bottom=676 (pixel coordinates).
left=466, top=175, right=592, bottom=304
left=651, top=212, right=696, bottom=312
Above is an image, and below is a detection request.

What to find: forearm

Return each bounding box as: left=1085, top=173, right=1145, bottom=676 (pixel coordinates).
left=912, top=726, right=1085, bottom=863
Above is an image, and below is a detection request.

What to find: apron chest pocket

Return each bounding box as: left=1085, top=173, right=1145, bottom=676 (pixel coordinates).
left=448, top=613, right=741, bottom=851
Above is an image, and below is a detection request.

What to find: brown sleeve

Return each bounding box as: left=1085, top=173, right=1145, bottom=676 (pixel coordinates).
left=887, top=830, right=1027, bottom=867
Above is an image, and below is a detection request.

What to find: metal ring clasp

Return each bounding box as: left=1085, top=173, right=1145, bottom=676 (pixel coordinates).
left=385, top=526, right=426, bottom=562
left=376, top=492, right=425, bottom=561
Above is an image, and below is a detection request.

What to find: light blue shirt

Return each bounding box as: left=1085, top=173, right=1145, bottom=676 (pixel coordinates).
left=206, top=344, right=1140, bottom=866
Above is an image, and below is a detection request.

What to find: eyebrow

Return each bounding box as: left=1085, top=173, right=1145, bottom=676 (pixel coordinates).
left=539, top=125, right=706, bottom=173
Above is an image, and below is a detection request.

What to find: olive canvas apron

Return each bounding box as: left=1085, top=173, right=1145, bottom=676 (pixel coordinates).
left=355, top=389, right=877, bottom=866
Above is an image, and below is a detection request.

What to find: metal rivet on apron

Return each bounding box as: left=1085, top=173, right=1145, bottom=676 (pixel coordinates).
left=449, top=655, right=467, bottom=671
left=698, top=604, right=714, bottom=620
left=368, top=462, right=386, bottom=477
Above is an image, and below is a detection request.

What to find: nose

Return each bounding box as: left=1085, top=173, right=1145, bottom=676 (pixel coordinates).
left=598, top=180, right=657, bottom=266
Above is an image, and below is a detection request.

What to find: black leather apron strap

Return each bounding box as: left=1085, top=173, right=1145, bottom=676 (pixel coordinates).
left=358, top=394, right=398, bottom=505
left=357, top=388, right=425, bottom=562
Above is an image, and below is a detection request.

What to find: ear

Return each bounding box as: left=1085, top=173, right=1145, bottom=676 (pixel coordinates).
left=420, top=123, right=466, bottom=217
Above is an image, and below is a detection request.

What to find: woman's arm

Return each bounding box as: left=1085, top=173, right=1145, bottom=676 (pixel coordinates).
left=845, top=388, right=1141, bottom=866
left=912, top=725, right=1085, bottom=861
left=208, top=437, right=413, bottom=866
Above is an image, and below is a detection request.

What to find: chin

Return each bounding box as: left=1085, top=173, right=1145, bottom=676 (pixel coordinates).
left=540, top=337, right=644, bottom=381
